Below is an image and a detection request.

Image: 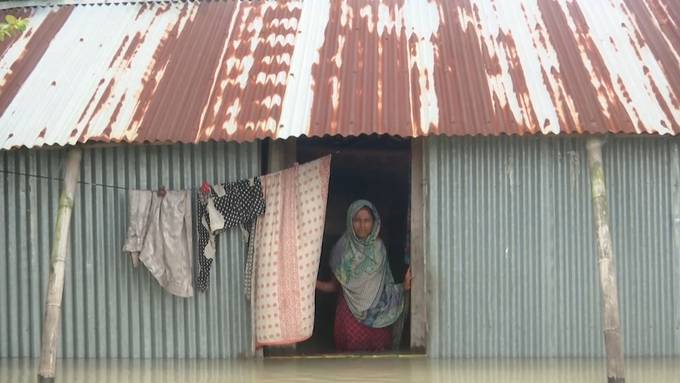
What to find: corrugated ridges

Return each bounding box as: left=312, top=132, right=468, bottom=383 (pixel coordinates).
left=0, top=0, right=678, bottom=149
left=425, top=136, right=680, bottom=357
left=0, top=141, right=259, bottom=358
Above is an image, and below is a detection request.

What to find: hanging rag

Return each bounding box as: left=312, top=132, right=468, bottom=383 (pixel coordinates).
left=122, top=190, right=152, bottom=268
left=196, top=178, right=265, bottom=292
left=123, top=190, right=194, bottom=297
left=253, top=155, right=331, bottom=347
left=242, top=220, right=257, bottom=298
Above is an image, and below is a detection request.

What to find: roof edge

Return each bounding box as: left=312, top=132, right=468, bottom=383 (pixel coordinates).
left=1, top=131, right=672, bottom=152
left=0, top=0, right=197, bottom=11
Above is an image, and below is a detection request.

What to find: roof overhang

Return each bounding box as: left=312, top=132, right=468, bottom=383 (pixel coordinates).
left=0, top=0, right=678, bottom=150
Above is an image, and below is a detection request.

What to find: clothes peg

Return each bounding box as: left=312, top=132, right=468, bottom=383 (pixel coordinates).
left=201, top=180, right=211, bottom=194
left=157, top=185, right=167, bottom=197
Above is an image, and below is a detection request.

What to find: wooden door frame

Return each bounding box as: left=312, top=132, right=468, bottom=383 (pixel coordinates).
left=410, top=138, right=427, bottom=352
left=261, top=137, right=427, bottom=354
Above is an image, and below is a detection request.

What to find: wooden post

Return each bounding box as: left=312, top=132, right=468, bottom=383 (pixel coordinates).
left=38, top=148, right=82, bottom=383
left=410, top=138, right=427, bottom=351
left=267, top=137, right=297, bottom=174
left=586, top=138, right=625, bottom=383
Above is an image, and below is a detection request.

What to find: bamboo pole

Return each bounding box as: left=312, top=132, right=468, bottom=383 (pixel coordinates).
left=37, top=148, right=82, bottom=383
left=586, top=138, right=625, bottom=383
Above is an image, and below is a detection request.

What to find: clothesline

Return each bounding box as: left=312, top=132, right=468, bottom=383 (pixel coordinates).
left=0, top=168, right=218, bottom=192
left=0, top=168, right=130, bottom=191
left=0, top=151, right=335, bottom=192
left=5, top=156, right=333, bottom=348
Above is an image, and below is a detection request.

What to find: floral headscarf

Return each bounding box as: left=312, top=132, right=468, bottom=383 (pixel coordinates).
left=330, top=200, right=404, bottom=328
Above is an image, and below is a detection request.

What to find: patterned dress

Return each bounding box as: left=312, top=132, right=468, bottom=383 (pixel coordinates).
left=334, top=294, right=392, bottom=352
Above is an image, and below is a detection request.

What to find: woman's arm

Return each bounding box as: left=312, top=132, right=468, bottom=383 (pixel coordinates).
left=316, top=277, right=339, bottom=293
left=403, top=267, right=412, bottom=291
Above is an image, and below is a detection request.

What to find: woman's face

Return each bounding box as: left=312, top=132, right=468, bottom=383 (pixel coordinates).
left=352, top=207, right=374, bottom=239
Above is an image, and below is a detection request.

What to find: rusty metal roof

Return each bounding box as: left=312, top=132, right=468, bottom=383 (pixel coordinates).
left=0, top=0, right=678, bottom=149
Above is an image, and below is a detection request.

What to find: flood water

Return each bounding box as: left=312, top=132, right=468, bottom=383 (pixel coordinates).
left=1, top=356, right=678, bottom=382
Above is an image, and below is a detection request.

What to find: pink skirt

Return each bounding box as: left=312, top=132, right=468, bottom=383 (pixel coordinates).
left=334, top=294, right=392, bottom=352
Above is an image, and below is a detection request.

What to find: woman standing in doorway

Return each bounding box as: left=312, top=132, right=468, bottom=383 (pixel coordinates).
left=316, top=199, right=412, bottom=352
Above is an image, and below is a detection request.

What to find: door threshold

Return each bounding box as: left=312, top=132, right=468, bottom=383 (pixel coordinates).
left=266, top=353, right=426, bottom=360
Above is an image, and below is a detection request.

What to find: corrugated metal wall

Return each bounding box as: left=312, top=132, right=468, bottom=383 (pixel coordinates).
left=604, top=138, right=680, bottom=356
left=0, top=142, right=259, bottom=358
left=3, top=136, right=679, bottom=359
left=425, top=136, right=680, bottom=357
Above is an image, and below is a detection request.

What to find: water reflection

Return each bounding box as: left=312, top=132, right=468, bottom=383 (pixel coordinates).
left=1, top=356, right=678, bottom=383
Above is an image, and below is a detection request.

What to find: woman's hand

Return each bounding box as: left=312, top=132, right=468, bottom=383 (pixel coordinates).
left=316, top=278, right=339, bottom=293
left=403, top=267, right=412, bottom=291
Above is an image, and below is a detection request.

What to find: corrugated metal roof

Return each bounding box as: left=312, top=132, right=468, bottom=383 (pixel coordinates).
left=0, top=0, right=678, bottom=149
left=0, top=1, right=158, bottom=10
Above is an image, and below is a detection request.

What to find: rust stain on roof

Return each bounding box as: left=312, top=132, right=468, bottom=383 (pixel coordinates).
left=122, top=31, right=144, bottom=64
left=0, top=0, right=678, bottom=150
left=108, top=34, right=129, bottom=68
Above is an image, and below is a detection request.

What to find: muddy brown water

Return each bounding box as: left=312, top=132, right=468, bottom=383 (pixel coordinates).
left=1, top=356, right=678, bottom=382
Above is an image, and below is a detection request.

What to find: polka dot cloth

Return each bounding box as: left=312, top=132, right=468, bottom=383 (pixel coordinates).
left=254, top=156, right=331, bottom=346
left=196, top=178, right=265, bottom=292
left=242, top=220, right=257, bottom=298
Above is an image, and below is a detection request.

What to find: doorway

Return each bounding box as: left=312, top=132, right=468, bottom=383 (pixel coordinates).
left=292, top=134, right=413, bottom=355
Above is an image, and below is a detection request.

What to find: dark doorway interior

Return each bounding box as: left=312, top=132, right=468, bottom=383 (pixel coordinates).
left=293, top=134, right=412, bottom=355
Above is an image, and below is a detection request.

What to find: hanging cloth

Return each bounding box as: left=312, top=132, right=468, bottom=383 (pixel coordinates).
left=123, top=190, right=194, bottom=297
left=196, top=178, right=265, bottom=292
left=253, top=155, right=331, bottom=347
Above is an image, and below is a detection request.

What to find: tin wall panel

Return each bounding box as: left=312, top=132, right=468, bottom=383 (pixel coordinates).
left=425, top=136, right=680, bottom=357
left=603, top=139, right=680, bottom=356
left=0, top=141, right=259, bottom=358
